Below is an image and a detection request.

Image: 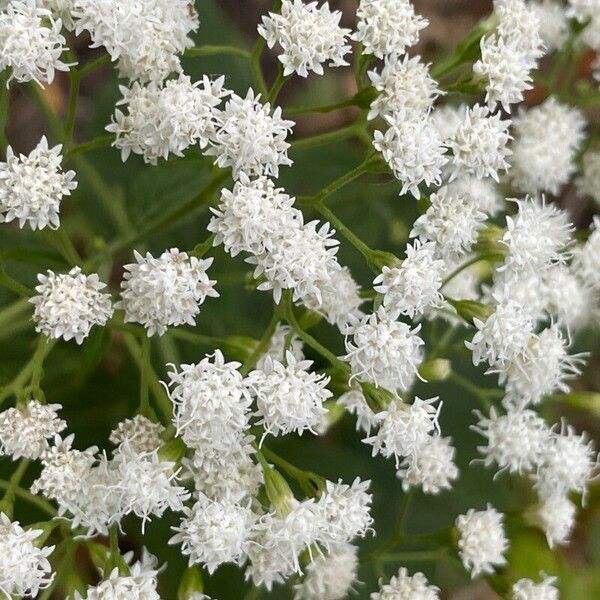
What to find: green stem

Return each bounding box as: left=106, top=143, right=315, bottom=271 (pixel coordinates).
left=0, top=459, right=29, bottom=517
left=0, top=480, right=56, bottom=515
left=52, top=227, right=81, bottom=266
left=77, top=54, right=111, bottom=79
left=184, top=45, right=251, bottom=60
left=449, top=372, right=495, bottom=410
left=250, top=38, right=268, bottom=97
left=285, top=97, right=356, bottom=116
left=240, top=308, right=281, bottom=376
left=0, top=268, right=33, bottom=298
left=378, top=550, right=446, bottom=563
left=429, top=325, right=458, bottom=360
left=0, top=71, right=10, bottom=151
left=291, top=122, right=362, bottom=151
left=267, top=68, right=288, bottom=103
left=66, top=134, right=113, bottom=157
left=139, top=335, right=151, bottom=416
left=64, top=71, right=80, bottom=145
left=0, top=299, right=30, bottom=332
left=441, top=255, right=486, bottom=288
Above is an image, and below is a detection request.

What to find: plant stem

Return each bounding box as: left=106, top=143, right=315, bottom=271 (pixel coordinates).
left=378, top=550, right=445, bottom=563
left=285, top=97, right=356, bottom=116
left=0, top=71, right=10, bottom=151
left=441, top=255, right=486, bottom=288
left=52, top=227, right=82, bottom=266
left=67, top=135, right=113, bottom=157
left=240, top=308, right=281, bottom=376
left=0, top=479, right=56, bottom=515
left=184, top=45, right=251, bottom=60
left=0, top=459, right=29, bottom=517
left=449, top=372, right=495, bottom=410
left=64, top=71, right=80, bottom=145
left=0, top=268, right=33, bottom=298
left=267, top=67, right=288, bottom=103
left=291, top=122, right=362, bottom=150
left=250, top=38, right=268, bottom=97
left=77, top=53, right=111, bottom=79
left=139, top=335, right=151, bottom=416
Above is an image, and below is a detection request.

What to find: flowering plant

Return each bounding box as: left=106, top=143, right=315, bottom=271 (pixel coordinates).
left=0, top=0, right=599, bottom=598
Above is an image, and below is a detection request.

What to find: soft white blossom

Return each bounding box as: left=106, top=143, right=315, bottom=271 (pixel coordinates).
left=531, top=1, right=569, bottom=52
left=109, top=415, right=165, bottom=454
left=370, top=567, right=439, bottom=600
left=534, top=492, right=576, bottom=548
left=444, top=176, right=504, bottom=216
left=494, top=0, right=544, bottom=60
left=257, top=323, right=304, bottom=369
left=512, top=574, right=559, bottom=600
left=337, top=387, right=378, bottom=434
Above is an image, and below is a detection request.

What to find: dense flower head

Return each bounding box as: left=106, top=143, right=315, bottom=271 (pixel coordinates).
left=566, top=0, right=600, bottom=23
left=169, top=494, right=255, bottom=573
left=510, top=99, right=586, bottom=195
left=472, top=407, right=550, bottom=474
left=397, top=435, right=459, bottom=495
left=30, top=267, right=114, bottom=344
left=456, top=505, right=508, bottom=577
left=343, top=307, right=424, bottom=392
left=447, top=104, right=512, bottom=183
left=531, top=1, right=569, bottom=52
left=512, top=574, right=559, bottom=600
left=258, top=0, right=351, bottom=78
left=257, top=323, right=305, bottom=369
left=107, top=75, right=229, bottom=164
left=248, top=352, right=331, bottom=439
left=294, top=543, right=358, bottom=600
left=72, top=0, right=198, bottom=82
left=0, top=400, right=65, bottom=459
left=206, top=89, right=294, bottom=179
left=118, top=248, right=218, bottom=336
left=0, top=136, right=77, bottom=230
left=445, top=176, right=504, bottom=216
left=0, top=0, right=70, bottom=85
left=109, top=415, right=165, bottom=454
left=167, top=351, right=252, bottom=452
left=0, top=512, right=54, bottom=597
left=494, top=0, right=544, bottom=60
left=374, top=240, right=445, bottom=318
left=370, top=567, right=439, bottom=600
left=368, top=55, right=441, bottom=121
left=354, top=0, right=428, bottom=59
left=337, top=387, right=378, bottom=434
left=535, top=492, right=576, bottom=548
left=410, top=185, right=487, bottom=261
left=373, top=114, right=448, bottom=199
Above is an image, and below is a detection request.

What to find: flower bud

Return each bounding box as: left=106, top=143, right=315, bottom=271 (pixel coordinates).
left=419, top=358, right=452, bottom=382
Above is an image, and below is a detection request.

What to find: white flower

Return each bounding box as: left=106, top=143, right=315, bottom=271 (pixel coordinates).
left=248, top=217, right=340, bottom=305
left=208, top=174, right=298, bottom=258
left=43, top=0, right=76, bottom=31
left=444, top=176, right=504, bottom=217
left=106, top=442, right=189, bottom=529
left=456, top=505, right=508, bottom=577
left=0, top=513, right=54, bottom=598
left=430, top=104, right=466, bottom=143
left=206, top=89, right=294, bottom=179
left=258, top=0, right=351, bottom=78
left=169, top=494, right=254, bottom=574
left=74, top=550, right=162, bottom=599
left=0, top=136, right=77, bottom=230
left=447, top=104, right=512, bottom=183
left=500, top=196, right=574, bottom=274
left=510, top=99, right=586, bottom=195
left=316, top=478, right=373, bottom=543
left=373, top=114, right=448, bottom=199
left=501, top=325, right=586, bottom=407
left=294, top=543, right=358, bottom=600
left=543, top=264, right=593, bottom=330
left=31, top=434, right=97, bottom=515
left=30, top=267, right=114, bottom=344
left=374, top=240, right=445, bottom=318
left=107, top=75, right=228, bottom=164
left=370, top=567, right=439, bottom=600
left=577, top=150, right=600, bottom=205
left=397, top=435, right=459, bottom=495
left=573, top=216, right=600, bottom=292
left=354, top=0, right=428, bottom=59
left=410, top=185, right=487, bottom=261
left=343, top=307, right=424, bottom=392
left=473, top=35, right=535, bottom=112
left=466, top=294, right=535, bottom=369
left=567, top=0, right=600, bottom=22
left=72, top=0, right=198, bottom=83
left=472, top=408, right=550, bottom=474
left=534, top=421, right=598, bottom=498
left=364, top=398, right=440, bottom=467
left=367, top=55, right=441, bottom=121
left=118, top=248, right=218, bottom=337
left=0, top=0, right=70, bottom=86
left=534, top=492, right=576, bottom=548
left=257, top=323, right=305, bottom=370
left=337, top=387, right=378, bottom=434
left=166, top=351, right=252, bottom=452
left=109, top=415, right=165, bottom=454
left=494, top=0, right=544, bottom=61
left=248, top=352, right=331, bottom=439
left=531, top=1, right=569, bottom=52
left=512, top=574, right=559, bottom=600
left=0, top=400, right=65, bottom=460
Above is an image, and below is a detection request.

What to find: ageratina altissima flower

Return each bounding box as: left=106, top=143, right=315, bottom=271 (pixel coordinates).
left=364, top=398, right=440, bottom=467
left=0, top=136, right=77, bottom=230
left=512, top=574, right=559, bottom=600
left=367, top=55, right=441, bottom=121
left=510, top=98, right=586, bottom=195
left=577, top=150, right=600, bottom=205
left=257, top=323, right=305, bottom=369
left=445, top=176, right=504, bottom=217
left=534, top=492, right=576, bottom=548
left=169, top=494, right=255, bottom=574
left=258, top=0, right=351, bottom=78
left=337, top=386, right=378, bottom=434
left=343, top=307, right=424, bottom=392
left=30, top=267, right=114, bottom=344
left=109, top=415, right=165, bottom=454
left=0, top=400, right=66, bottom=460
left=294, top=543, right=358, bottom=600
left=0, top=513, right=54, bottom=598
left=447, top=104, right=512, bottom=183
left=456, top=505, right=508, bottom=577
left=410, top=185, right=487, bottom=261
left=472, top=407, right=551, bottom=474
left=167, top=351, right=252, bottom=452
left=397, top=435, right=459, bottom=495
left=370, top=567, right=439, bottom=600
left=373, top=114, right=448, bottom=199
left=118, top=248, right=218, bottom=337
left=248, top=352, right=331, bottom=439
left=107, top=75, right=229, bottom=164
left=494, top=0, right=544, bottom=61
left=0, top=0, right=70, bottom=86
left=531, top=1, right=569, bottom=52
left=374, top=240, right=445, bottom=318
left=353, top=0, right=428, bottom=59
left=72, top=0, right=198, bottom=83
left=206, top=89, right=295, bottom=179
